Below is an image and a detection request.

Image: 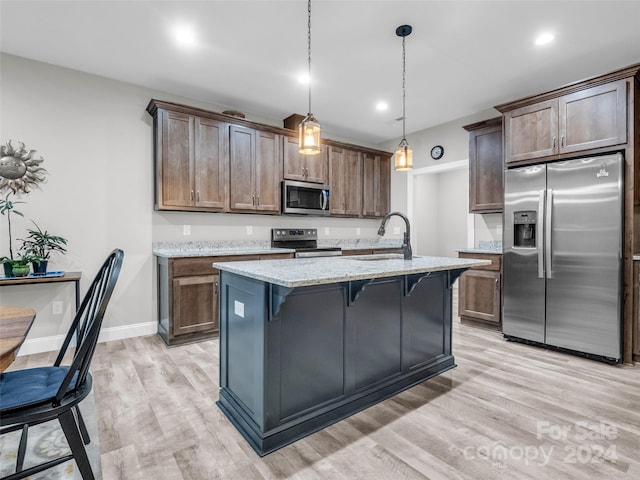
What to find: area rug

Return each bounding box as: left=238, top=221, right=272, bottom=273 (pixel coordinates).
left=0, top=391, right=101, bottom=479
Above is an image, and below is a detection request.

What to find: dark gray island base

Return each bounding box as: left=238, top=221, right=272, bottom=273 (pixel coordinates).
left=216, top=260, right=470, bottom=456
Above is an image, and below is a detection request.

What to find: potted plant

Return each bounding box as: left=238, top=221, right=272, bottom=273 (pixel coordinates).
left=19, top=221, right=68, bottom=275
left=0, top=193, right=25, bottom=277
left=0, top=254, right=31, bottom=277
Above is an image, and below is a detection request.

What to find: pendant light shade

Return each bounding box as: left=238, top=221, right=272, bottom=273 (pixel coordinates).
left=299, top=0, right=321, bottom=155
left=299, top=114, right=321, bottom=155
left=394, top=138, right=413, bottom=171
left=394, top=24, right=413, bottom=171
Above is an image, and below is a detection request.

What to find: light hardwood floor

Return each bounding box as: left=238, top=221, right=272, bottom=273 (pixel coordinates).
left=11, top=318, right=640, bottom=480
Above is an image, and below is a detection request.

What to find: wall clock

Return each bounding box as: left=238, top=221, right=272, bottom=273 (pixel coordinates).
left=430, top=145, right=444, bottom=160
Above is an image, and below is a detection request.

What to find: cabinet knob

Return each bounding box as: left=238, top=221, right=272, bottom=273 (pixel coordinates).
left=561, top=135, right=565, bottom=147
left=252, top=194, right=255, bottom=205
left=257, top=195, right=260, bottom=205
left=196, top=191, right=200, bottom=202
left=191, top=190, right=194, bottom=201
left=552, top=136, right=557, bottom=149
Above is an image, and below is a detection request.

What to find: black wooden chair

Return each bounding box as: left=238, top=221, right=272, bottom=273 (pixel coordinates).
left=0, top=249, right=124, bottom=480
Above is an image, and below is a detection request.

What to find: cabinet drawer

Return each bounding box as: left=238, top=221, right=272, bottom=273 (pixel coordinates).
left=172, top=255, right=262, bottom=276
left=458, top=252, right=502, bottom=271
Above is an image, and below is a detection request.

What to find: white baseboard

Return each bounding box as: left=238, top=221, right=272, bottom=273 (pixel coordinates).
left=17, top=321, right=158, bottom=356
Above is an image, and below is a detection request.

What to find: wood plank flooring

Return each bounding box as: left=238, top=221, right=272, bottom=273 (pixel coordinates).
left=10, top=314, right=640, bottom=479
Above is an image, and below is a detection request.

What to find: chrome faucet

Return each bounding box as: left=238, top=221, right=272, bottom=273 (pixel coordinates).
left=377, top=211, right=412, bottom=260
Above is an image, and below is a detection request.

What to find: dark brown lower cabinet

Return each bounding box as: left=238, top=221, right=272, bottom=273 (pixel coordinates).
left=157, top=252, right=293, bottom=345
left=457, top=252, right=502, bottom=327
left=634, top=260, right=639, bottom=359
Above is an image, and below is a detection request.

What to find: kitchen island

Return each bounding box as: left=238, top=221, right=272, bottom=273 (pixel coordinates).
left=214, top=254, right=490, bottom=456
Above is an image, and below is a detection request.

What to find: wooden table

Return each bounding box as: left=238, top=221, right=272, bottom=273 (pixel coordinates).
left=0, top=272, right=82, bottom=312
left=0, top=305, right=36, bottom=372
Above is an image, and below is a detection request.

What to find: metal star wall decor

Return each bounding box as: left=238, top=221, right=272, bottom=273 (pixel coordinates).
left=0, top=140, right=48, bottom=194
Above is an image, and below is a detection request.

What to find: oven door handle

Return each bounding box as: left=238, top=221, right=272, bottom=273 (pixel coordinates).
left=295, top=250, right=342, bottom=258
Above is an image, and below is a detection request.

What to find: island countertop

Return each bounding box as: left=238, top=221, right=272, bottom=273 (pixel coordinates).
left=213, top=254, right=491, bottom=287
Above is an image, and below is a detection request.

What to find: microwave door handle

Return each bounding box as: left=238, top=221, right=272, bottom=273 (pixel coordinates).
left=321, top=190, right=328, bottom=210
left=538, top=189, right=545, bottom=279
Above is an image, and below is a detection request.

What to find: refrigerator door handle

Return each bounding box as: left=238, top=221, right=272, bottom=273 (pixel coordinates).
left=545, top=189, right=553, bottom=279
left=538, top=189, right=545, bottom=279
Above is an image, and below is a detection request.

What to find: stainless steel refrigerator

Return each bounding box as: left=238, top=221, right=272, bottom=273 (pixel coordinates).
left=503, top=154, right=623, bottom=362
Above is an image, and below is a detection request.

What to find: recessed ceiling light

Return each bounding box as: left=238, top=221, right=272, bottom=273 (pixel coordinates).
left=375, top=101, right=389, bottom=112
left=172, top=24, right=196, bottom=48
left=297, top=73, right=310, bottom=85
left=535, top=32, right=554, bottom=46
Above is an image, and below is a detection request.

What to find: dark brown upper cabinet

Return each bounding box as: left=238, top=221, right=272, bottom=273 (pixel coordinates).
left=229, top=126, right=281, bottom=213
left=283, top=134, right=327, bottom=184
left=362, top=153, right=391, bottom=217
left=463, top=117, right=503, bottom=213
left=329, top=146, right=363, bottom=216
left=502, top=79, right=627, bottom=165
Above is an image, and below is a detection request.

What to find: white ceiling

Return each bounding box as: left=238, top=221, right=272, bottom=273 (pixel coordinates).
left=2, top=1, right=640, bottom=144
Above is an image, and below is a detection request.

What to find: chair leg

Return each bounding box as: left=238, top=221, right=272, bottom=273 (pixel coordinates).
left=75, top=405, right=91, bottom=445
left=16, top=424, right=28, bottom=473
left=58, top=410, right=95, bottom=480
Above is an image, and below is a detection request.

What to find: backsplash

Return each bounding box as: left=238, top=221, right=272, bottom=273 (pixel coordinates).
left=477, top=240, right=502, bottom=251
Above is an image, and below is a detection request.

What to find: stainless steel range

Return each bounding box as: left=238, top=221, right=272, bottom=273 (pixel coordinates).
left=271, top=228, right=342, bottom=258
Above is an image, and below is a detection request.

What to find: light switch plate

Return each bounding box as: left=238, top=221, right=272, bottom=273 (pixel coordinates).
left=356, top=228, right=361, bottom=236
left=246, top=225, right=253, bottom=235
left=324, top=227, right=330, bottom=235
left=183, top=225, right=191, bottom=236
left=393, top=227, right=401, bottom=235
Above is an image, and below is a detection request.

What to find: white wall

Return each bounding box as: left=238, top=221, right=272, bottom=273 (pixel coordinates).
left=0, top=53, right=389, bottom=353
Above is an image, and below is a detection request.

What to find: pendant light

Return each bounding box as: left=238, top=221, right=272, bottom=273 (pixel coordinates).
left=299, top=0, right=321, bottom=155
left=394, top=25, right=413, bottom=171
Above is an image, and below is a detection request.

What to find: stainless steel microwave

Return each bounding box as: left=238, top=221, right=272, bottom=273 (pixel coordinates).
left=281, top=180, right=330, bottom=216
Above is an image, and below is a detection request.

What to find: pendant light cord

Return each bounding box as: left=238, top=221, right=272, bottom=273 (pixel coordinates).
left=307, top=0, right=312, bottom=115
left=402, top=34, right=406, bottom=140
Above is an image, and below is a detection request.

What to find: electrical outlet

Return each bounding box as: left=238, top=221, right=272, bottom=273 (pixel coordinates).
left=246, top=225, right=253, bottom=235
left=497, top=224, right=503, bottom=235
left=183, top=225, right=191, bottom=236
left=356, top=228, right=361, bottom=236
left=393, top=227, right=401, bottom=235
left=324, top=227, right=330, bottom=236
left=52, top=301, right=63, bottom=315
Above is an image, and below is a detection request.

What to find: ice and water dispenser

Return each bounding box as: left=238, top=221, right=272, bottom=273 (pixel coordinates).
left=513, top=211, right=537, bottom=248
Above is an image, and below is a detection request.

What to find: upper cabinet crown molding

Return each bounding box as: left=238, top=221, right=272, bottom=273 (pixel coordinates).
left=494, top=62, right=640, bottom=113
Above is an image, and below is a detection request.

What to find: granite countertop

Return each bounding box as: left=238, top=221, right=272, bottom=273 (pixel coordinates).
left=456, top=240, right=502, bottom=255
left=153, top=239, right=403, bottom=258
left=213, top=255, right=491, bottom=288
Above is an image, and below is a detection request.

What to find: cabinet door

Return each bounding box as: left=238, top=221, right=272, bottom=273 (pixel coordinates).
left=458, top=270, right=501, bottom=324
left=229, top=125, right=256, bottom=211
left=344, top=149, right=362, bottom=216
left=304, top=145, right=328, bottom=184
left=469, top=123, right=503, bottom=213
left=255, top=130, right=281, bottom=212
left=559, top=80, right=627, bottom=154
left=328, top=146, right=346, bottom=215
left=634, top=261, right=640, bottom=357
left=363, top=153, right=391, bottom=217
left=504, top=99, right=558, bottom=164
left=194, top=117, right=226, bottom=210
left=283, top=135, right=307, bottom=182
left=172, top=274, right=218, bottom=336
left=161, top=110, right=194, bottom=207
left=362, top=153, right=377, bottom=217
